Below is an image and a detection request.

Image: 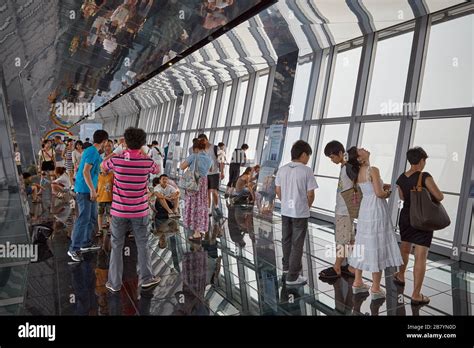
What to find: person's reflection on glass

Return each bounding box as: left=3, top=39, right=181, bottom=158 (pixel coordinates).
left=227, top=204, right=246, bottom=249
left=280, top=283, right=305, bottom=315
left=352, top=292, right=370, bottom=316
left=173, top=242, right=209, bottom=315
left=69, top=255, right=98, bottom=316
left=95, top=248, right=109, bottom=316
left=370, top=298, right=386, bottom=316
left=320, top=274, right=354, bottom=315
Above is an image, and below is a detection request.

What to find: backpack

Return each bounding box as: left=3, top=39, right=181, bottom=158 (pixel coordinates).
left=178, top=154, right=200, bottom=192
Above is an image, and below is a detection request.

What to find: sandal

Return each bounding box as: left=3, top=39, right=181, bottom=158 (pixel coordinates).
left=411, top=294, right=430, bottom=306
left=352, top=283, right=370, bottom=294
left=393, top=272, right=406, bottom=287
left=318, top=267, right=341, bottom=279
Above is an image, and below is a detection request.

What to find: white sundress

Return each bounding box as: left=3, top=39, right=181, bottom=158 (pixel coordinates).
left=349, top=167, right=403, bottom=272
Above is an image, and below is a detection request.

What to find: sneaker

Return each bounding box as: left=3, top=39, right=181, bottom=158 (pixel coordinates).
left=80, top=244, right=101, bottom=253
left=142, top=277, right=161, bottom=290
left=67, top=250, right=83, bottom=262
left=105, top=282, right=121, bottom=293
left=286, top=275, right=307, bottom=285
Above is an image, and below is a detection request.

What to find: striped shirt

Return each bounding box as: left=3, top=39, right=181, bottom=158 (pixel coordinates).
left=230, top=148, right=246, bottom=165
left=102, top=149, right=159, bottom=218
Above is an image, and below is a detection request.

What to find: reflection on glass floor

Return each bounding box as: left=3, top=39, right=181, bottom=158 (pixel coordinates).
left=1, top=191, right=473, bottom=316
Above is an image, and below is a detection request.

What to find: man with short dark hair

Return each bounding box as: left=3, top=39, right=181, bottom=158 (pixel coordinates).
left=83, top=137, right=92, bottom=149
left=68, top=129, right=109, bottom=262
left=153, top=174, right=180, bottom=219
left=275, top=140, right=318, bottom=286
left=198, top=133, right=224, bottom=216
left=102, top=127, right=161, bottom=292
left=225, top=143, right=249, bottom=198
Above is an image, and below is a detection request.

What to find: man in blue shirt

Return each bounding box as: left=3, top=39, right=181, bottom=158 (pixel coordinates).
left=68, top=130, right=109, bottom=262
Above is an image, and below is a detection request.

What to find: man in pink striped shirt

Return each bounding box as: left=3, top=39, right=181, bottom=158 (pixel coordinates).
left=101, top=127, right=161, bottom=292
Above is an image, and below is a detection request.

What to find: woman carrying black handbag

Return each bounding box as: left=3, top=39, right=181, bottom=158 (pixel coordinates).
left=394, top=147, right=445, bottom=306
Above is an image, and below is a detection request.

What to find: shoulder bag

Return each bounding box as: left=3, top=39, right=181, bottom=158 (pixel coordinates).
left=410, top=172, right=450, bottom=231
left=340, top=183, right=363, bottom=221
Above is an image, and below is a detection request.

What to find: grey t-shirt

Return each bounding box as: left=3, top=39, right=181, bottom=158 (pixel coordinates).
left=275, top=162, right=318, bottom=218
left=335, top=164, right=353, bottom=216
left=205, top=144, right=220, bottom=175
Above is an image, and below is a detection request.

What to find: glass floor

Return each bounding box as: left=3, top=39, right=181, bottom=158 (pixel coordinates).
left=1, top=189, right=473, bottom=316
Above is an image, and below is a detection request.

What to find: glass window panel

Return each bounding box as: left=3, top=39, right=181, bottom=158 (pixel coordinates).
left=191, top=93, right=203, bottom=129
left=313, top=176, right=338, bottom=212
left=420, top=15, right=473, bottom=110
left=326, top=47, right=362, bottom=118
left=206, top=88, right=218, bottom=128
left=367, top=31, right=413, bottom=115
left=180, top=96, right=192, bottom=130
left=224, top=129, right=240, bottom=186
left=280, top=127, right=301, bottom=167
left=312, top=52, right=330, bottom=120
left=244, top=128, right=259, bottom=164
left=249, top=74, right=268, bottom=125
left=424, top=0, right=466, bottom=13
left=166, top=100, right=176, bottom=131
left=232, top=80, right=249, bottom=126
left=411, top=117, right=470, bottom=193
left=289, top=62, right=312, bottom=122
left=214, top=130, right=224, bottom=147
left=314, top=124, right=350, bottom=177
left=359, top=121, right=400, bottom=182
left=218, top=84, right=232, bottom=127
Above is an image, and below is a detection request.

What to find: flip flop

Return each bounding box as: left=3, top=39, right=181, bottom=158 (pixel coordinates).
left=411, top=294, right=430, bottom=306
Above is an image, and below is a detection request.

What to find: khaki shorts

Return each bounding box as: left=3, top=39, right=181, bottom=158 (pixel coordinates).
left=335, top=214, right=355, bottom=246
left=98, top=202, right=111, bottom=215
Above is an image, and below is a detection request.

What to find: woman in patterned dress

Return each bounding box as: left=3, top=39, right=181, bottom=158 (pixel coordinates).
left=180, top=138, right=212, bottom=241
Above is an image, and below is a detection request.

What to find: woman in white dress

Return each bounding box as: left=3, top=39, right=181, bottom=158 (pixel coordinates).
left=346, top=147, right=403, bottom=299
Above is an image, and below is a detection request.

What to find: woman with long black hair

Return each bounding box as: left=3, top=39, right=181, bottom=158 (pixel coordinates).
left=346, top=146, right=402, bottom=300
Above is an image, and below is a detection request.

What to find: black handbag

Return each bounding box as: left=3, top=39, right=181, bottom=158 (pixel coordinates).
left=409, top=172, right=450, bottom=231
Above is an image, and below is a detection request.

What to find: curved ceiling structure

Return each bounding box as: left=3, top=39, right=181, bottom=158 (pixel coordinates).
left=94, top=0, right=469, bottom=123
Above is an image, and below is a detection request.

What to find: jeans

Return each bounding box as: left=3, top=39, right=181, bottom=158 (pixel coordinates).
left=70, top=193, right=97, bottom=252
left=281, top=216, right=308, bottom=281
left=108, top=215, right=154, bottom=290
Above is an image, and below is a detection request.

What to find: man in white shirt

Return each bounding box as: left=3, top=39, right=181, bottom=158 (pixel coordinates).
left=275, top=140, right=318, bottom=286
left=154, top=174, right=180, bottom=218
